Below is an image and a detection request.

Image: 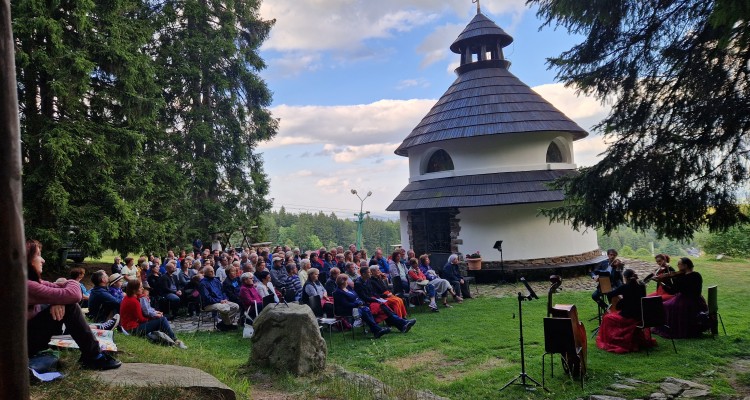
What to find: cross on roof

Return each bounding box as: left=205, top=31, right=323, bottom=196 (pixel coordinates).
left=472, top=0, right=481, bottom=14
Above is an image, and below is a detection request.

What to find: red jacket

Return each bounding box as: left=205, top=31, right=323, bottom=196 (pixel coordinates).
left=120, top=295, right=149, bottom=331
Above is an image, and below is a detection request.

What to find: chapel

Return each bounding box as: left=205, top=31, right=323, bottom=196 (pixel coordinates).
left=386, top=7, right=604, bottom=273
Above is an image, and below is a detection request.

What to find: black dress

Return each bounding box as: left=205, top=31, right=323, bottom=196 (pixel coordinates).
left=654, top=272, right=708, bottom=338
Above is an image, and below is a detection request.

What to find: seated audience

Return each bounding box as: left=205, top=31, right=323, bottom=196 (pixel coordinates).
left=407, top=258, right=439, bottom=312
left=298, top=258, right=312, bottom=287
left=222, top=266, right=242, bottom=305
left=354, top=266, right=416, bottom=333
left=388, top=251, right=409, bottom=295
left=199, top=266, right=240, bottom=331
left=111, top=256, right=124, bottom=275
left=108, top=273, right=125, bottom=303
left=119, top=279, right=187, bottom=349
left=239, top=272, right=263, bottom=318
left=120, top=257, right=138, bottom=281
left=182, top=273, right=203, bottom=316
left=139, top=287, right=162, bottom=319
left=367, top=266, right=407, bottom=318
left=442, top=254, right=472, bottom=299
left=88, top=269, right=122, bottom=322
left=177, top=258, right=192, bottom=290
left=255, top=270, right=279, bottom=303
left=325, top=267, right=341, bottom=295
left=157, top=260, right=182, bottom=320
left=270, top=256, right=295, bottom=301
left=286, top=263, right=303, bottom=301
left=301, top=268, right=334, bottom=317
left=653, top=257, right=709, bottom=339
left=69, top=267, right=90, bottom=306
left=26, top=240, right=121, bottom=370
left=596, top=269, right=656, bottom=353
left=419, top=254, right=461, bottom=306
left=333, top=275, right=392, bottom=339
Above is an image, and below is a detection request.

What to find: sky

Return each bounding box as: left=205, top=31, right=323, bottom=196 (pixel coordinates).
left=256, top=0, right=612, bottom=220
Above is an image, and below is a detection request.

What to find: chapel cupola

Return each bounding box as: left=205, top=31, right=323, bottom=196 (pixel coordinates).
left=450, top=7, right=514, bottom=74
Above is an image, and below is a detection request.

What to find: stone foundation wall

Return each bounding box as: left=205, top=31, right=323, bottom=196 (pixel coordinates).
left=471, top=248, right=603, bottom=270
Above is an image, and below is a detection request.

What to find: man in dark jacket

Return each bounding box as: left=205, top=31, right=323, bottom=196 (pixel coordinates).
left=442, top=254, right=472, bottom=299
left=332, top=275, right=391, bottom=339
left=221, top=266, right=241, bottom=305
left=158, top=260, right=182, bottom=320
left=87, top=270, right=121, bottom=322
left=199, top=266, right=239, bottom=331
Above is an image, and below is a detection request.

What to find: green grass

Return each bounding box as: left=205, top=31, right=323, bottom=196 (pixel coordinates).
left=31, top=257, right=750, bottom=400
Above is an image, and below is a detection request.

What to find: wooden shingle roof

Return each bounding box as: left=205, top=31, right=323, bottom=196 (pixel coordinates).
left=394, top=67, right=588, bottom=156
left=450, top=12, right=513, bottom=53
left=386, top=170, right=573, bottom=211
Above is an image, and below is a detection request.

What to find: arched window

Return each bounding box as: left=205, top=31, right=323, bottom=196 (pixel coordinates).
left=546, top=142, right=564, bottom=163
left=425, top=149, right=454, bottom=173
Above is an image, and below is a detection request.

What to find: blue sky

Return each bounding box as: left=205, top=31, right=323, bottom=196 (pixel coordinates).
left=257, top=0, right=611, bottom=219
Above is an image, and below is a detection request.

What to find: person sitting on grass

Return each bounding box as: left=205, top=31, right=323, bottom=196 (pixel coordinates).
left=407, top=258, right=439, bottom=312
left=119, top=279, right=187, bottom=349
left=26, top=239, right=122, bottom=370
left=69, top=267, right=90, bottom=307
left=333, top=275, right=392, bottom=339
left=108, top=273, right=125, bottom=303
left=199, top=266, right=240, bottom=331
left=367, top=266, right=408, bottom=318
left=354, top=266, right=416, bottom=333
left=88, top=269, right=122, bottom=322
left=139, top=287, right=162, bottom=319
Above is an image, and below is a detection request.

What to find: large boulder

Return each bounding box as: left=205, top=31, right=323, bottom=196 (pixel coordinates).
left=250, top=302, right=327, bottom=375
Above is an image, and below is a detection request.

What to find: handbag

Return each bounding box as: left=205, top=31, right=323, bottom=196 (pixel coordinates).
left=242, top=301, right=259, bottom=339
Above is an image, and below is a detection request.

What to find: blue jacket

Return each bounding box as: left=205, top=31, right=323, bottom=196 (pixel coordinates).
left=88, top=286, right=120, bottom=319
left=442, top=262, right=463, bottom=282
left=332, top=288, right=364, bottom=317
left=375, top=257, right=389, bottom=275
left=199, top=276, right=226, bottom=306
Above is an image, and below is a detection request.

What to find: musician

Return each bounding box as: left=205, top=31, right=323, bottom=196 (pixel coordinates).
left=596, top=269, right=656, bottom=353
left=653, top=257, right=709, bottom=339
left=590, top=249, right=624, bottom=309
left=647, top=254, right=675, bottom=301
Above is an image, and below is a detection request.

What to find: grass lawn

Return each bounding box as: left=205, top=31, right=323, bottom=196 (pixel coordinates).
left=31, top=257, right=750, bottom=400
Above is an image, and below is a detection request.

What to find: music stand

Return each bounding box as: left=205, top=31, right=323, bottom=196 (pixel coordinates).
left=500, top=277, right=547, bottom=392
left=492, top=240, right=506, bottom=285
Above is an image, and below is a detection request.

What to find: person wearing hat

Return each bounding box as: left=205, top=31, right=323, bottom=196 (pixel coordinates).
left=87, top=270, right=122, bottom=322
left=108, top=273, right=125, bottom=303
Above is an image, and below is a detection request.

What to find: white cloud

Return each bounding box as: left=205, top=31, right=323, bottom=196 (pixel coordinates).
left=260, top=0, right=527, bottom=74
left=258, top=99, right=435, bottom=150
left=396, top=78, right=430, bottom=90
left=324, top=143, right=400, bottom=163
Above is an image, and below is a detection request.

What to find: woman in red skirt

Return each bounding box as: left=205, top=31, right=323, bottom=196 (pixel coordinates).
left=597, top=269, right=656, bottom=353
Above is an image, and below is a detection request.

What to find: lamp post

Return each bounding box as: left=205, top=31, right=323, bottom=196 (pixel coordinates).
left=351, top=189, right=372, bottom=250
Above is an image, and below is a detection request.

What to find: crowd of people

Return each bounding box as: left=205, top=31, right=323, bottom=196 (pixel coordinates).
left=26, top=240, right=476, bottom=369
left=592, top=249, right=711, bottom=354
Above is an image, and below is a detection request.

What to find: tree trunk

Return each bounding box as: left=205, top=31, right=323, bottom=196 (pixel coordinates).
left=0, top=0, right=29, bottom=398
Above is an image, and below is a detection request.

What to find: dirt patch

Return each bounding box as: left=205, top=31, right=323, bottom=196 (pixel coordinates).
left=434, top=357, right=512, bottom=383
left=726, top=358, right=750, bottom=398
left=387, top=350, right=444, bottom=371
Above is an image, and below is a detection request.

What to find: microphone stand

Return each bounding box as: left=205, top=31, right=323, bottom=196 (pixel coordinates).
left=500, top=278, right=546, bottom=392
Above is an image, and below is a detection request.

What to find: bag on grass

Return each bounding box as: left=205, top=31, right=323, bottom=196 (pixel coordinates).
left=242, top=301, right=259, bottom=339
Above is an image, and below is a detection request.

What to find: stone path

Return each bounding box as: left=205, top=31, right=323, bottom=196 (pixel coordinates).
left=471, top=258, right=658, bottom=299
left=584, top=376, right=713, bottom=400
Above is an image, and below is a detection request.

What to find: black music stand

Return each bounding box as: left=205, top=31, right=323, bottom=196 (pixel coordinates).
left=500, top=277, right=547, bottom=392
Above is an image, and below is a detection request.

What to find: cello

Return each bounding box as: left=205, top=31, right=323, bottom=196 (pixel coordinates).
left=547, top=275, right=587, bottom=378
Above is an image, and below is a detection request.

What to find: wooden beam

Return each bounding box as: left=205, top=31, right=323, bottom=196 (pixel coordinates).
left=0, top=0, right=29, bottom=397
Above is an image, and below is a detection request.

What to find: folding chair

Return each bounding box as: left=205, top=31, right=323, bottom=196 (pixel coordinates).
left=707, top=285, right=726, bottom=336
left=542, top=317, right=584, bottom=389
left=638, top=296, right=677, bottom=354
left=590, top=275, right=612, bottom=337
left=307, top=295, right=338, bottom=345
left=196, top=297, right=217, bottom=331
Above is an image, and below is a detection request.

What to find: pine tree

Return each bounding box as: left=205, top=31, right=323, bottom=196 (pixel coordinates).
left=531, top=0, right=750, bottom=240
left=152, top=0, right=277, bottom=240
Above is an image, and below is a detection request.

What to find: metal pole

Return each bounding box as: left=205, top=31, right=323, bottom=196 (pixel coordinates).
left=0, top=0, right=30, bottom=396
